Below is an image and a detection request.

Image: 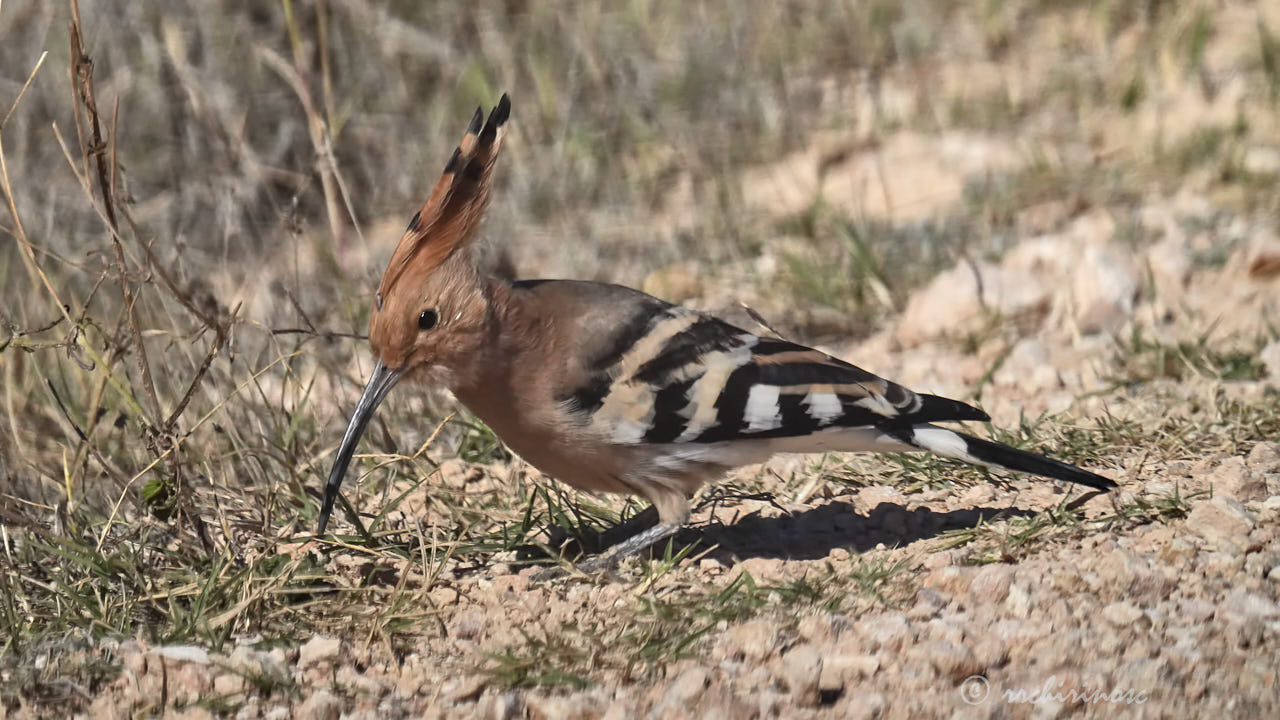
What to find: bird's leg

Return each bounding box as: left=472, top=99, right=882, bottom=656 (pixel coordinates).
left=533, top=492, right=690, bottom=581
left=592, top=503, right=659, bottom=549
left=574, top=522, right=682, bottom=574
left=533, top=518, right=683, bottom=582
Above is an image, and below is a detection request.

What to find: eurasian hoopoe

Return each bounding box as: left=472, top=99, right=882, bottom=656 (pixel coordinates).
left=317, top=94, right=1117, bottom=570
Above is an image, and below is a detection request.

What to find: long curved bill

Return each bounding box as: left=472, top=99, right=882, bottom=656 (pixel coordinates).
left=316, top=360, right=405, bottom=535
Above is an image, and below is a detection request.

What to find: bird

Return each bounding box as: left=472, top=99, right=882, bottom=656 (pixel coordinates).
left=316, top=93, right=1117, bottom=572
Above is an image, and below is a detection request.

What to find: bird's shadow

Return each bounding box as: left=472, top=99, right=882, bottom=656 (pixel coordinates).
left=531, top=497, right=1042, bottom=566
left=686, top=501, right=1035, bottom=563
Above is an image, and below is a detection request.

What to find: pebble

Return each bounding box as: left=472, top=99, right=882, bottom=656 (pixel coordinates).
left=923, top=640, right=981, bottom=681
left=778, top=644, right=823, bottom=706
left=969, top=564, right=1015, bottom=603
left=1005, top=583, right=1033, bottom=618
left=664, top=666, right=709, bottom=705
left=726, top=619, right=776, bottom=662
left=1187, top=497, right=1256, bottom=552
left=1102, top=601, right=1145, bottom=627
left=298, top=636, right=343, bottom=669
left=298, top=689, right=342, bottom=720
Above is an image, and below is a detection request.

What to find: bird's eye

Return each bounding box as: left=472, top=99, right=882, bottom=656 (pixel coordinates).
left=418, top=309, right=438, bottom=331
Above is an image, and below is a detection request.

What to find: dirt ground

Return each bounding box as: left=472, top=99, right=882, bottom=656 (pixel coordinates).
left=38, top=212, right=1280, bottom=719
left=3, top=1, right=1280, bottom=719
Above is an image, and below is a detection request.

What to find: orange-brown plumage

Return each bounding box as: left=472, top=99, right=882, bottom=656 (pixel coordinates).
left=367, top=97, right=509, bottom=377
left=378, top=100, right=507, bottom=295
left=316, top=94, right=1116, bottom=573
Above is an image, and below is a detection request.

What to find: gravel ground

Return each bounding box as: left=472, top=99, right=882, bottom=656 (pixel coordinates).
left=37, top=216, right=1280, bottom=719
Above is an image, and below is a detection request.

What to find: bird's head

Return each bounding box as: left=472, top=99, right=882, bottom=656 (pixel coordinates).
left=316, top=94, right=510, bottom=535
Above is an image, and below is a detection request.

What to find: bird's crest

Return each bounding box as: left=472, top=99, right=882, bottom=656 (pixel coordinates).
left=377, top=94, right=510, bottom=299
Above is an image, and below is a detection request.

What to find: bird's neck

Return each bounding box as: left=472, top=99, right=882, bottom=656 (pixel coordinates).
left=448, top=276, right=537, bottom=395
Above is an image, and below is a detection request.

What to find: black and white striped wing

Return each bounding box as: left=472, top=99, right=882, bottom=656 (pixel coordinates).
left=567, top=307, right=988, bottom=446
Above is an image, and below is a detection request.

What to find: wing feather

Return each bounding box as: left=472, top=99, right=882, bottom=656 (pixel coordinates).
left=573, top=310, right=989, bottom=445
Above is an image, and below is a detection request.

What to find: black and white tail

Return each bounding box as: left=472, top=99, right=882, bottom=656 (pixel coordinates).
left=905, top=424, right=1116, bottom=491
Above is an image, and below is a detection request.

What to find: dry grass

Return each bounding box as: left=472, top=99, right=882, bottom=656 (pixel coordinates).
left=2, top=0, right=1280, bottom=714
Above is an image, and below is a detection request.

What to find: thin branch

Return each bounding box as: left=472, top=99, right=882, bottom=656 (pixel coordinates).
left=68, top=1, right=162, bottom=424
left=164, top=303, right=240, bottom=431
left=1, top=51, right=47, bottom=131
left=269, top=327, right=367, bottom=340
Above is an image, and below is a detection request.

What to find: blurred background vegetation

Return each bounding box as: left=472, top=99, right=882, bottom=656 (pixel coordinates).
left=2, top=0, right=1279, bottom=708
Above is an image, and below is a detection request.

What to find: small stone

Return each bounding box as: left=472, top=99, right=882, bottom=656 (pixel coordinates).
left=1161, top=538, right=1197, bottom=564
left=825, top=653, right=880, bottom=683
left=1179, top=599, right=1216, bottom=623
left=1211, top=457, right=1268, bottom=502
left=488, top=692, right=524, bottom=720
left=171, top=662, right=213, bottom=706
left=779, top=644, right=823, bottom=706
left=843, top=692, right=886, bottom=720
left=993, top=338, right=1060, bottom=393
left=922, top=552, right=954, bottom=570
left=795, top=615, right=832, bottom=645
left=911, top=588, right=949, bottom=619
left=1097, top=550, right=1170, bottom=601
left=450, top=612, right=486, bottom=641
left=1072, top=244, right=1136, bottom=334
left=1146, top=237, right=1192, bottom=301
left=1228, top=617, right=1266, bottom=648
left=298, top=636, right=342, bottom=669
left=154, top=645, right=212, bottom=664
left=1243, top=145, right=1280, bottom=175
left=119, top=641, right=147, bottom=676
left=1005, top=583, right=1032, bottom=618
left=817, top=662, right=845, bottom=694
left=227, top=645, right=280, bottom=678
left=1187, top=496, right=1256, bottom=552
left=973, top=637, right=1007, bottom=669
left=444, top=674, right=488, bottom=703
left=335, top=664, right=386, bottom=697
left=213, top=673, right=245, bottom=696
left=969, top=564, right=1014, bottom=604
left=1102, top=601, right=1145, bottom=627
left=896, top=261, right=995, bottom=346
left=492, top=573, right=530, bottom=597
left=854, top=485, right=906, bottom=514
left=526, top=694, right=576, bottom=720
left=856, top=613, right=913, bottom=653
left=959, top=484, right=995, bottom=506
left=1218, top=589, right=1280, bottom=622
left=396, top=663, right=429, bottom=698
left=726, top=619, right=776, bottom=662
left=664, top=666, right=709, bottom=705
left=1203, top=550, right=1246, bottom=576
left=298, top=689, right=342, bottom=720
left=925, top=640, right=980, bottom=681
left=923, top=566, right=973, bottom=597
left=1247, top=442, right=1280, bottom=472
